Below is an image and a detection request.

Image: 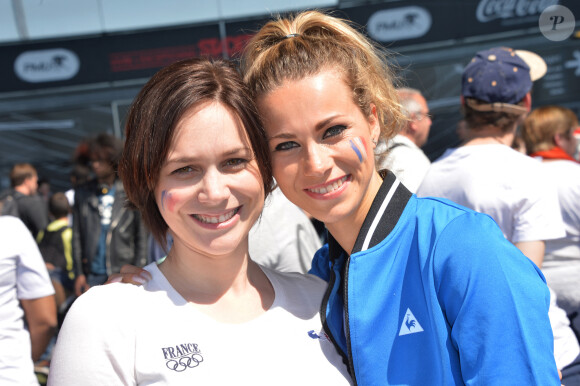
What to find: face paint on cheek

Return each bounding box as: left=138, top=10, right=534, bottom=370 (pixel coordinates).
left=160, top=190, right=176, bottom=213
left=349, top=137, right=368, bottom=163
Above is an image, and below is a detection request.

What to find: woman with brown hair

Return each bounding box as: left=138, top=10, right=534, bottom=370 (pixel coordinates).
left=48, top=58, right=352, bottom=385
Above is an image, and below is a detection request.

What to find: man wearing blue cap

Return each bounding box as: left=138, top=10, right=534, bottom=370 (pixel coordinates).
left=418, top=47, right=580, bottom=384
left=419, top=46, right=564, bottom=266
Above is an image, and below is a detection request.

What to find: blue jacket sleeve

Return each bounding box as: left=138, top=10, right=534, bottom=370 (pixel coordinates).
left=433, top=212, right=559, bottom=385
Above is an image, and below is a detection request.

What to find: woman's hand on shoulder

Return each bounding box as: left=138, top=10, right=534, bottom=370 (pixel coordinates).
left=106, top=264, right=152, bottom=286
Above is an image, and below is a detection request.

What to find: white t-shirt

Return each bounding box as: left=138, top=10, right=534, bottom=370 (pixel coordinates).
left=535, top=160, right=580, bottom=337
left=548, top=287, right=580, bottom=369
left=49, top=263, right=352, bottom=385
left=417, top=144, right=565, bottom=243
left=250, top=187, right=321, bottom=273
left=0, top=216, right=55, bottom=386
left=539, top=160, right=580, bottom=261
left=376, top=135, right=431, bottom=193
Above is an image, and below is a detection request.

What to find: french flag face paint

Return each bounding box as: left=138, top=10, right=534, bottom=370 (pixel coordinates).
left=349, top=137, right=368, bottom=163
left=160, top=190, right=175, bottom=212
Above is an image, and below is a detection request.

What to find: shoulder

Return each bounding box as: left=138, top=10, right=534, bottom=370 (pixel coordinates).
left=426, top=207, right=536, bottom=280
left=416, top=202, right=547, bottom=300
left=407, top=196, right=511, bottom=263
left=491, top=146, right=544, bottom=174
left=263, top=266, right=326, bottom=292
left=261, top=266, right=327, bottom=309
left=412, top=198, right=503, bottom=246
left=0, top=215, right=27, bottom=232
left=412, top=195, right=478, bottom=220
left=14, top=193, right=42, bottom=207
left=422, top=149, right=459, bottom=176
left=0, top=216, right=38, bottom=250
left=10, top=190, right=26, bottom=200
left=431, top=147, right=459, bottom=163
left=545, top=159, right=580, bottom=176
left=67, top=282, right=144, bottom=324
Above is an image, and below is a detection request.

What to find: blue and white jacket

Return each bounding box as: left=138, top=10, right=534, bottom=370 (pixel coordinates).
left=310, top=172, right=559, bottom=385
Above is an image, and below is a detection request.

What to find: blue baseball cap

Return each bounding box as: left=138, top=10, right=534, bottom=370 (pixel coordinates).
left=461, top=47, right=547, bottom=114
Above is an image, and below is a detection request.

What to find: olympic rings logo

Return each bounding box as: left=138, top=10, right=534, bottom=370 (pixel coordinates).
left=166, top=353, right=204, bottom=372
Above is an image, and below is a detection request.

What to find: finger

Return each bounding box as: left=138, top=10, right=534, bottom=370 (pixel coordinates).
left=106, top=272, right=152, bottom=285
left=121, top=273, right=151, bottom=285
left=106, top=274, right=123, bottom=284
left=119, top=264, right=146, bottom=275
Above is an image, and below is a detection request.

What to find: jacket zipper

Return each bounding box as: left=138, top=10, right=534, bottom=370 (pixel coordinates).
left=320, top=256, right=358, bottom=385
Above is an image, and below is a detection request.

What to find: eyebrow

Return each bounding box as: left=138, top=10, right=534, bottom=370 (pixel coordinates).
left=267, top=114, right=344, bottom=141
left=165, top=147, right=252, bottom=164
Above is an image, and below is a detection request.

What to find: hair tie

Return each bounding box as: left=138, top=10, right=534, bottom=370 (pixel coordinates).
left=284, top=33, right=301, bottom=39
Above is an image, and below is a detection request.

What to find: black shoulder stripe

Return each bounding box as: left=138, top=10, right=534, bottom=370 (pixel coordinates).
left=367, top=183, right=411, bottom=249
left=351, top=172, right=412, bottom=254
left=327, top=232, right=343, bottom=262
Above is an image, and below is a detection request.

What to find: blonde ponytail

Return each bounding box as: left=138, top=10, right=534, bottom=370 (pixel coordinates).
left=241, top=10, right=406, bottom=141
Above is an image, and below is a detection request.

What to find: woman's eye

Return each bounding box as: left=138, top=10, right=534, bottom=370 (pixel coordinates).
left=323, top=125, right=347, bottom=139
left=172, top=166, right=194, bottom=175
left=224, top=158, right=247, bottom=168
left=274, top=141, right=299, bottom=151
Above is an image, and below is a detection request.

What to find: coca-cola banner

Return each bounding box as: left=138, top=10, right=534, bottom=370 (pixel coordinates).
left=345, top=0, right=579, bottom=46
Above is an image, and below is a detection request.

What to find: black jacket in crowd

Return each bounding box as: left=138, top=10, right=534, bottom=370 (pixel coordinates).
left=72, top=179, right=148, bottom=276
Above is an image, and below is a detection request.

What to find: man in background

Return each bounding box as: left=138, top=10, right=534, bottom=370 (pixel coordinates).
left=72, top=133, right=148, bottom=295
left=419, top=47, right=562, bottom=267
left=0, top=163, right=49, bottom=238
left=418, top=47, right=579, bottom=382
left=376, top=88, right=432, bottom=192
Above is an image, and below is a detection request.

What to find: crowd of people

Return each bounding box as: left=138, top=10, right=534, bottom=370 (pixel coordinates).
left=1, top=9, right=579, bottom=386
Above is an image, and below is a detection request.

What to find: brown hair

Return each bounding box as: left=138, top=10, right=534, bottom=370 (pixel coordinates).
left=241, top=10, right=406, bottom=143
left=48, top=192, right=71, bottom=219
left=522, top=105, right=578, bottom=154
left=462, top=99, right=526, bottom=133
left=10, top=163, right=37, bottom=187
left=87, top=133, right=124, bottom=173
left=119, top=58, right=273, bottom=245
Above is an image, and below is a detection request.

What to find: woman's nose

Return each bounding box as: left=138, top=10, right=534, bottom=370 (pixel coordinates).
left=198, top=169, right=230, bottom=203
left=302, top=143, right=330, bottom=177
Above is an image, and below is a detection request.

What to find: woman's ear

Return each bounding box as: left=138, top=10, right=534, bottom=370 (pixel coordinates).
left=368, top=103, right=380, bottom=147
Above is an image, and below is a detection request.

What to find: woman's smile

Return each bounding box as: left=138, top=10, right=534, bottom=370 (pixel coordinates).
left=192, top=206, right=241, bottom=226
left=304, top=175, right=351, bottom=198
